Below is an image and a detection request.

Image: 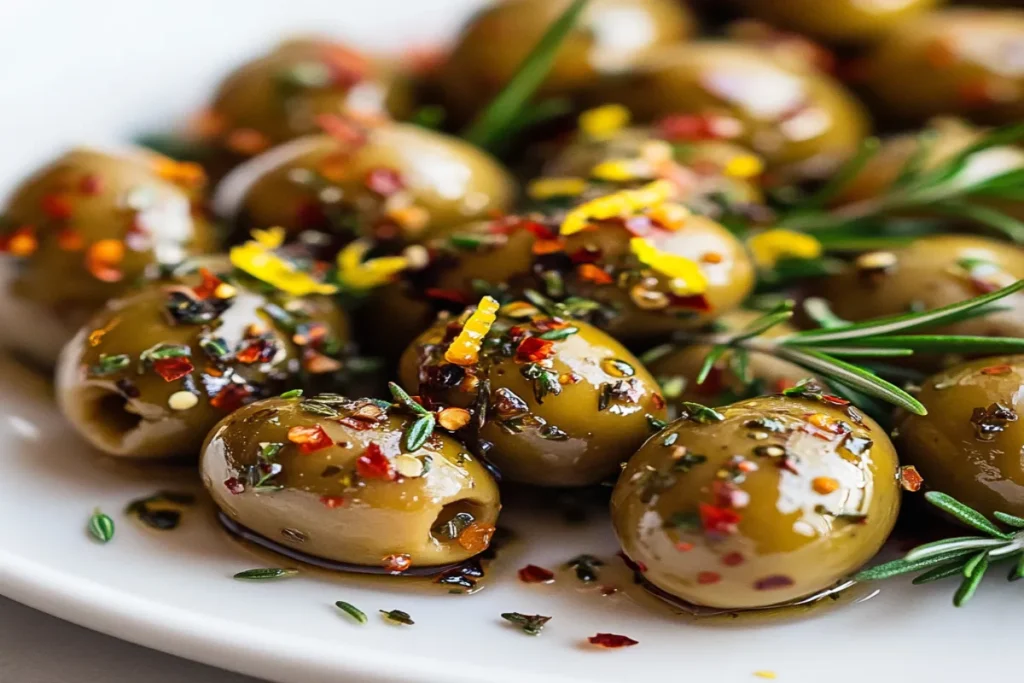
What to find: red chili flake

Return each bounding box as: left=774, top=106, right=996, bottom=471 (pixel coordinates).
left=532, top=238, right=566, bottom=256
left=425, top=288, right=473, bottom=304
left=588, top=633, right=638, bottom=649
left=304, top=349, right=343, bottom=374
left=899, top=465, right=924, bottom=493
left=210, top=383, right=253, bottom=412
left=316, top=113, right=367, bottom=146
left=699, top=503, right=741, bottom=535
left=382, top=553, right=412, bottom=574
left=78, top=174, right=104, bottom=195
left=56, top=228, right=85, bottom=251
left=774, top=378, right=798, bottom=393
left=516, top=337, right=556, bottom=363
left=711, top=480, right=749, bottom=509
left=656, top=113, right=718, bottom=142
left=754, top=575, right=795, bottom=591
left=697, top=571, right=721, bottom=585
left=364, top=167, right=404, bottom=196
left=668, top=293, right=712, bottom=312
left=617, top=551, right=647, bottom=573
left=722, top=552, right=744, bottom=566
left=651, top=393, right=666, bottom=410
left=287, top=425, right=335, bottom=454
left=531, top=317, right=568, bottom=333
left=820, top=394, right=851, bottom=407
left=295, top=199, right=328, bottom=228
left=192, top=268, right=224, bottom=300
left=236, top=338, right=275, bottom=364
left=320, top=43, right=370, bottom=86
left=356, top=442, right=396, bottom=480
left=675, top=541, right=694, bottom=552
left=518, top=564, right=555, bottom=584
left=577, top=263, right=614, bottom=285
left=981, top=365, right=1013, bottom=376
left=224, top=477, right=245, bottom=494
left=320, top=495, right=346, bottom=509
left=457, top=522, right=495, bottom=553
left=40, top=193, right=73, bottom=221
left=85, top=239, right=125, bottom=282
left=0, top=226, right=38, bottom=256
left=570, top=246, right=602, bottom=264
left=958, top=79, right=995, bottom=108
left=517, top=219, right=557, bottom=240
left=338, top=416, right=374, bottom=431
left=153, top=357, right=194, bottom=382
left=600, top=585, right=619, bottom=596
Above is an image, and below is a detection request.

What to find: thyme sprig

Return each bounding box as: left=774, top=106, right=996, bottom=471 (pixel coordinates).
left=776, top=124, right=1024, bottom=243
left=855, top=492, right=1024, bottom=606
left=688, top=281, right=1024, bottom=415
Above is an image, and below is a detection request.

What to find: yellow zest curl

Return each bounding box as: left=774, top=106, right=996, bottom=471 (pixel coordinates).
left=445, top=296, right=500, bottom=366
left=336, top=239, right=409, bottom=290
left=630, top=238, right=708, bottom=296
left=723, top=154, right=764, bottom=179
left=560, top=180, right=677, bottom=236
left=528, top=177, right=588, bottom=200
left=578, top=105, right=630, bottom=140
left=747, top=229, right=823, bottom=269
left=230, top=227, right=337, bottom=296
left=590, top=159, right=642, bottom=182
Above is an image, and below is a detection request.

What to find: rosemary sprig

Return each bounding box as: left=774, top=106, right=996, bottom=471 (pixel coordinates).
left=855, top=492, right=1024, bottom=606
left=777, top=123, right=1024, bottom=243
left=685, top=281, right=1024, bottom=414
left=462, top=0, right=590, bottom=151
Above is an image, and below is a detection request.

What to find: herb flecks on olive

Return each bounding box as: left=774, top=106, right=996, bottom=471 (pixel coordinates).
left=202, top=393, right=501, bottom=568
left=612, top=395, right=900, bottom=610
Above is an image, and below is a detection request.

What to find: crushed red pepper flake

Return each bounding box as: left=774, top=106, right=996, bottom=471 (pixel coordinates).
left=152, top=356, right=194, bottom=382
left=41, top=193, right=73, bottom=220
left=517, top=564, right=555, bottom=584
left=697, top=571, right=721, bottom=585
left=675, top=541, right=694, bottom=552
left=754, top=575, right=795, bottom=591
left=588, top=633, right=638, bottom=649
left=224, top=477, right=245, bottom=494
left=981, top=364, right=1013, bottom=376
left=85, top=239, right=125, bottom=282
left=699, top=503, right=741, bottom=535
left=457, top=522, right=495, bottom=553
left=899, top=465, right=924, bottom=492
left=338, top=415, right=374, bottom=431
left=304, top=349, right=342, bottom=374
left=577, top=263, right=614, bottom=284
left=56, top=228, right=85, bottom=251
left=356, top=442, right=396, bottom=480
left=192, top=268, right=225, bottom=300
left=236, top=338, right=274, bottom=364
left=287, top=424, right=335, bottom=454
left=364, top=167, right=404, bottom=196
left=78, top=173, right=104, bottom=195
left=1, top=226, right=38, bottom=256
left=722, top=552, right=744, bottom=566
left=425, top=288, right=473, bottom=304
left=320, top=495, right=346, bottom=509
left=210, top=383, right=253, bottom=412
left=667, top=293, right=712, bottom=312
left=382, top=553, right=412, bottom=574
left=316, top=113, right=367, bottom=146
left=516, top=337, right=556, bottom=363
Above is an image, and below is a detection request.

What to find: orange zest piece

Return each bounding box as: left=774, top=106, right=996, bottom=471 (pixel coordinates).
left=444, top=296, right=500, bottom=366
left=457, top=522, right=496, bottom=553
left=85, top=239, right=125, bottom=282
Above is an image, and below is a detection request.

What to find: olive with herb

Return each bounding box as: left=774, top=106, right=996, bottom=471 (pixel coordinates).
left=895, top=355, right=1024, bottom=518
left=216, top=122, right=516, bottom=244
left=612, top=393, right=900, bottom=610
left=56, top=263, right=349, bottom=459
left=863, top=8, right=1024, bottom=126
left=202, top=393, right=501, bottom=569
left=594, top=42, right=869, bottom=176
left=399, top=298, right=667, bottom=487
left=733, top=0, right=942, bottom=46
left=818, top=235, right=1024, bottom=343
left=0, top=148, right=217, bottom=367
left=437, top=0, right=696, bottom=123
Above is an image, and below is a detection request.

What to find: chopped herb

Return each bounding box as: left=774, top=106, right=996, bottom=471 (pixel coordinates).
left=233, top=568, right=298, bottom=581
left=300, top=400, right=340, bottom=417
left=647, top=414, right=668, bottom=432
left=87, top=509, right=114, bottom=543
left=566, top=554, right=604, bottom=582
left=379, top=609, right=414, bottom=625
left=279, top=389, right=303, bottom=399
left=388, top=382, right=430, bottom=416
left=334, top=601, right=368, bottom=624
left=537, top=326, right=579, bottom=341
left=501, top=612, right=552, bottom=636
left=403, top=414, right=436, bottom=452
left=199, top=337, right=231, bottom=362
left=90, top=354, right=130, bottom=376
left=680, top=402, right=724, bottom=423
left=433, top=511, right=476, bottom=541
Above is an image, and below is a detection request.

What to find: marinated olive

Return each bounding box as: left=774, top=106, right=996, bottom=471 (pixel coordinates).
left=734, top=0, right=942, bottom=45
left=0, top=148, right=217, bottom=367
left=647, top=310, right=815, bottom=414
left=399, top=299, right=667, bottom=487
left=895, top=355, right=1024, bottom=518
left=863, top=9, right=1024, bottom=126
left=56, top=264, right=349, bottom=459
left=203, top=38, right=414, bottom=168
left=437, top=0, right=695, bottom=123
left=818, top=235, right=1024, bottom=341
left=202, top=393, right=501, bottom=569
left=216, top=123, right=516, bottom=243
left=595, top=42, right=870, bottom=175
left=612, top=394, right=900, bottom=610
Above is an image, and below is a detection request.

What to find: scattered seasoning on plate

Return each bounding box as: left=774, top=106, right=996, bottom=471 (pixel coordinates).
left=753, top=672, right=777, bottom=680
left=87, top=509, right=114, bottom=543
left=233, top=568, right=299, bottom=581
left=335, top=601, right=368, bottom=624
left=566, top=555, right=604, bottom=582
left=380, top=609, right=414, bottom=625
left=501, top=612, right=551, bottom=636
left=518, top=564, right=555, bottom=583
left=125, top=491, right=195, bottom=531
left=899, top=466, right=924, bottom=492
left=588, top=633, right=638, bottom=648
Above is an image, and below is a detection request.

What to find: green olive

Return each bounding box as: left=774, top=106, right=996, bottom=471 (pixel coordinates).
left=398, top=302, right=666, bottom=486
left=612, top=395, right=900, bottom=610
left=438, top=0, right=695, bottom=123
left=205, top=38, right=414, bottom=167
left=202, top=394, right=501, bottom=568
left=818, top=235, right=1024, bottom=342
left=594, top=42, right=870, bottom=174
left=217, top=124, right=516, bottom=243
left=864, top=9, right=1024, bottom=126
left=0, top=148, right=218, bottom=367
left=56, top=265, right=349, bottom=459
left=648, top=310, right=816, bottom=414
left=895, top=355, right=1024, bottom=518
left=734, top=0, right=942, bottom=45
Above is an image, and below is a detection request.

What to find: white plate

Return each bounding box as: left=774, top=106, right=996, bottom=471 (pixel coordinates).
left=1, top=2, right=1022, bottom=682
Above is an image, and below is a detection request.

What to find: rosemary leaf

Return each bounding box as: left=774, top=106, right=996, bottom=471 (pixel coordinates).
left=335, top=600, right=368, bottom=624
left=993, top=511, right=1024, bottom=529
left=462, top=0, right=590, bottom=150
left=855, top=548, right=978, bottom=581
left=802, top=298, right=850, bottom=329
left=233, top=568, right=299, bottom=581
left=962, top=549, right=990, bottom=578
left=87, top=509, right=115, bottom=544
left=930, top=200, right=1024, bottom=243
left=801, top=137, right=881, bottom=209
left=903, top=537, right=1008, bottom=563
left=891, top=129, right=938, bottom=190
left=953, top=554, right=989, bottom=607
left=807, top=346, right=914, bottom=358
left=403, top=414, right=436, bottom=452
left=388, top=382, right=429, bottom=416
left=911, top=559, right=973, bottom=585
left=807, top=334, right=1024, bottom=355
left=731, top=310, right=795, bottom=342
left=1009, top=553, right=1024, bottom=582
left=925, top=491, right=1013, bottom=539
left=695, top=344, right=728, bottom=385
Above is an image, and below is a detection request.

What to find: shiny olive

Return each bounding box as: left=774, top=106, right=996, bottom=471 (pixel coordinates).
left=818, top=235, right=1024, bottom=342
left=56, top=265, right=349, bottom=459
left=0, top=148, right=217, bottom=367
left=864, top=9, right=1024, bottom=126
left=438, top=0, right=695, bottom=123
left=612, top=395, right=900, bottom=610
left=216, top=124, right=516, bottom=243
left=205, top=38, right=414, bottom=166
left=399, top=303, right=666, bottom=487
left=895, top=355, right=1024, bottom=518
left=595, top=42, right=870, bottom=175
left=734, top=0, right=942, bottom=45
left=647, top=310, right=815, bottom=414
left=202, top=394, right=501, bottom=568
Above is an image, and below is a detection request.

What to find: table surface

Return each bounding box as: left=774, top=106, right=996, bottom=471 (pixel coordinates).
left=0, top=597, right=261, bottom=683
